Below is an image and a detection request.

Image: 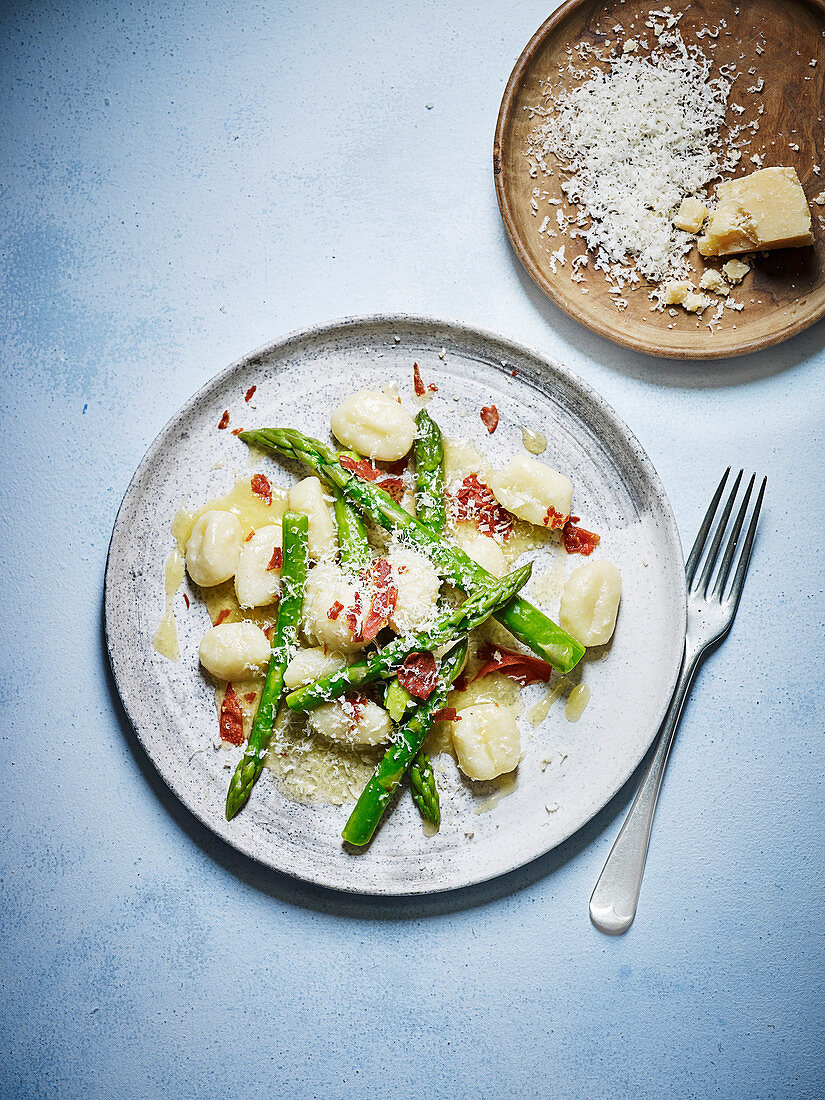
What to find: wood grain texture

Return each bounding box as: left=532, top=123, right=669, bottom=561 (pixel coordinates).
left=494, top=0, right=825, bottom=359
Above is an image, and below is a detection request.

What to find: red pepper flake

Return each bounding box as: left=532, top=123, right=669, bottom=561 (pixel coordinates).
left=453, top=474, right=514, bottom=539
left=360, top=558, right=399, bottom=643
left=433, top=707, right=461, bottom=723
left=244, top=385, right=257, bottom=402
left=213, top=608, right=231, bottom=626
left=511, top=369, right=518, bottom=377
left=413, top=362, right=425, bottom=396
left=183, top=593, right=190, bottom=610
left=397, top=651, right=439, bottom=699
left=218, top=410, right=230, bottom=430
left=244, top=692, right=257, bottom=704
left=340, top=454, right=405, bottom=503
left=231, top=427, right=244, bottom=436
left=267, top=546, right=283, bottom=572
left=328, top=600, right=344, bottom=620
left=562, top=521, right=601, bottom=556
left=219, top=684, right=245, bottom=745
left=264, top=623, right=276, bottom=641
left=250, top=473, right=272, bottom=505
left=345, top=589, right=363, bottom=641
left=480, top=405, right=499, bottom=433
left=428, top=383, right=438, bottom=393
left=473, top=644, right=554, bottom=687
left=543, top=506, right=568, bottom=531
left=245, top=529, right=256, bottom=542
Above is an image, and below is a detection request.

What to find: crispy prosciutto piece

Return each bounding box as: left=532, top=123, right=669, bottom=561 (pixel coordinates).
left=219, top=683, right=245, bottom=745
left=250, top=473, right=273, bottom=505
left=413, top=362, right=425, bottom=396
left=480, top=405, right=499, bottom=433
left=327, top=600, right=344, bottom=621
left=543, top=506, right=568, bottom=531
left=360, top=558, right=398, bottom=643
left=562, top=520, right=600, bottom=556
left=453, top=475, right=514, bottom=539
left=340, top=455, right=405, bottom=503
left=472, top=643, right=553, bottom=686
left=345, top=589, right=363, bottom=642
left=397, top=650, right=439, bottom=699
left=432, top=707, right=461, bottom=723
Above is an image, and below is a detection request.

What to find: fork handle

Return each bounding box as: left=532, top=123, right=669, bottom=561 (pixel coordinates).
left=589, top=644, right=700, bottom=934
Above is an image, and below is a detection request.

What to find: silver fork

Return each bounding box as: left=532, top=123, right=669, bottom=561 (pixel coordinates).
left=589, top=469, right=767, bottom=935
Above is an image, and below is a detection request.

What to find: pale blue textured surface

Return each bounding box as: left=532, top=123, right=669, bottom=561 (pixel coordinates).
left=1, top=1, right=823, bottom=1097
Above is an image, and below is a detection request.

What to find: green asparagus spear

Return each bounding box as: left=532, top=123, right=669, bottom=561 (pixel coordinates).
left=333, top=488, right=370, bottom=571
left=286, top=561, right=531, bottom=712
left=225, top=513, right=309, bottom=820
left=414, top=408, right=446, bottom=535
left=410, top=750, right=440, bottom=829
left=238, top=427, right=586, bottom=673
left=342, top=640, right=467, bottom=846
left=384, top=678, right=414, bottom=722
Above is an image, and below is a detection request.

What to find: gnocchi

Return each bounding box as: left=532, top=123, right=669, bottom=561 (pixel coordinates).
left=185, top=510, right=243, bottom=587
left=288, top=477, right=337, bottom=560
left=489, top=455, right=573, bottom=530
left=308, top=697, right=394, bottom=748
left=198, top=621, right=272, bottom=681
left=452, top=527, right=507, bottom=578
left=451, top=702, right=521, bottom=781
left=559, top=560, right=622, bottom=646
left=234, top=524, right=282, bottom=609
left=283, top=646, right=351, bottom=690
left=302, top=562, right=369, bottom=653
left=387, top=546, right=441, bottom=634
left=330, top=390, right=416, bottom=461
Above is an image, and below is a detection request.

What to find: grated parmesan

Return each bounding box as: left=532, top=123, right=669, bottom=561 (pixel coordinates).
left=525, top=27, right=732, bottom=291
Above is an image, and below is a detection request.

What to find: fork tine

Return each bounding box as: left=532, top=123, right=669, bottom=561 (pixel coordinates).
left=725, top=476, right=766, bottom=611
left=712, top=473, right=755, bottom=599
left=695, top=469, right=743, bottom=595
left=685, top=467, right=729, bottom=586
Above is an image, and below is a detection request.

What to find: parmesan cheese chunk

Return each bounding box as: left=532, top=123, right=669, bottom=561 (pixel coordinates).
left=199, top=621, right=272, bottom=681
left=452, top=703, right=521, bottom=781
left=722, top=258, right=750, bottom=284
left=330, top=390, right=416, bottom=461
left=489, top=455, right=573, bottom=530
left=698, top=167, right=814, bottom=256
left=699, top=269, right=729, bottom=295
left=673, top=196, right=708, bottom=233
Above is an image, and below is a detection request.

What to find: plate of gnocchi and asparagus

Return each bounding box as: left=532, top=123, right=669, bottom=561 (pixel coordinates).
left=105, top=316, right=686, bottom=894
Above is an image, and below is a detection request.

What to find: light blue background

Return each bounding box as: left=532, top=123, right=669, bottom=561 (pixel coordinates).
left=2, top=2, right=823, bottom=1097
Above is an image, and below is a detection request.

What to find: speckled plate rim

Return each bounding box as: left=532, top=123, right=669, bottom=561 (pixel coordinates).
left=105, top=313, right=687, bottom=896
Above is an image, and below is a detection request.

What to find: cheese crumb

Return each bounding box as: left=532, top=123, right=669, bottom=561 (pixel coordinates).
left=673, top=196, right=709, bottom=233
left=699, top=268, right=729, bottom=295
left=722, top=258, right=750, bottom=283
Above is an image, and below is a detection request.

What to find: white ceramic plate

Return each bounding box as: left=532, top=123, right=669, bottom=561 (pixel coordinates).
left=105, top=315, right=686, bottom=895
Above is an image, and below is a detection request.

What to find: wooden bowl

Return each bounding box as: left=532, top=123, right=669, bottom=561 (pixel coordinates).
left=494, top=0, right=825, bottom=358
